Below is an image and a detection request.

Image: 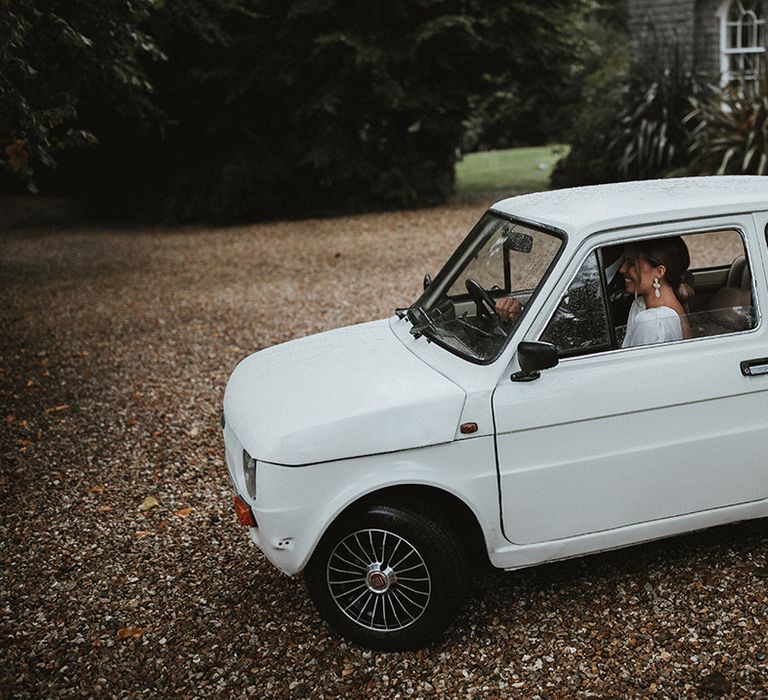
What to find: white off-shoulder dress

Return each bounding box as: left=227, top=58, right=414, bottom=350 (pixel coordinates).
left=621, top=297, right=683, bottom=348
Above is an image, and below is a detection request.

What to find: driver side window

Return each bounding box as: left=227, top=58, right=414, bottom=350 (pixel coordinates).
left=541, top=229, right=757, bottom=357
left=540, top=252, right=612, bottom=356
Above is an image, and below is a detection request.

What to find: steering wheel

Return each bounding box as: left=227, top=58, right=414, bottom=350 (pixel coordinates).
left=466, top=278, right=502, bottom=322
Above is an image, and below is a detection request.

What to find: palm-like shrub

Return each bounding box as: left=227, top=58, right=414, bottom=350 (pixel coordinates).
left=607, top=45, right=699, bottom=180
left=686, top=81, right=768, bottom=175
left=552, top=35, right=697, bottom=188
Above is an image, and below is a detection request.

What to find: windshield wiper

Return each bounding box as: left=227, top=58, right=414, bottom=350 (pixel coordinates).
left=407, top=305, right=435, bottom=339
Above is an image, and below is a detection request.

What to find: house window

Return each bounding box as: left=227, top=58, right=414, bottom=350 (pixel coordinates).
left=721, top=0, right=767, bottom=84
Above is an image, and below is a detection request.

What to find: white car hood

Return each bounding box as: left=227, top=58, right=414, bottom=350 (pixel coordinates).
left=224, top=319, right=466, bottom=466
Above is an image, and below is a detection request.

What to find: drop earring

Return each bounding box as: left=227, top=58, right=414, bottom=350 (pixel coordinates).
left=653, top=277, right=661, bottom=298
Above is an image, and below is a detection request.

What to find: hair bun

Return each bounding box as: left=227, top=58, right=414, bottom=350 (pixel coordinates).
left=677, top=271, right=695, bottom=304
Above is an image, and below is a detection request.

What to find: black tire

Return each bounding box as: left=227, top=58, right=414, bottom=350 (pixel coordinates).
left=304, top=501, right=470, bottom=651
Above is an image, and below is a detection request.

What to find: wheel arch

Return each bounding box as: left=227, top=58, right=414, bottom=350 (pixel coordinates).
left=318, top=484, right=491, bottom=569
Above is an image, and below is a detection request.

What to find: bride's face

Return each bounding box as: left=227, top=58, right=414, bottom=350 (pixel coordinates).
left=619, top=248, right=658, bottom=296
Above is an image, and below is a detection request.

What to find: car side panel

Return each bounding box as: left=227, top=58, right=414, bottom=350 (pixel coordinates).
left=494, top=215, right=768, bottom=545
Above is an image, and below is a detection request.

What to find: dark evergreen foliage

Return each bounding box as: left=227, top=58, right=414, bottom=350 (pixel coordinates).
left=550, top=0, right=629, bottom=188
left=3, top=0, right=584, bottom=222
left=142, top=0, right=585, bottom=222
left=0, top=0, right=165, bottom=193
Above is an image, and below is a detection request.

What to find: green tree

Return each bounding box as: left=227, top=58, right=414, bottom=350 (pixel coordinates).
left=550, top=0, right=630, bottom=187
left=4, top=0, right=588, bottom=221
left=144, top=0, right=586, bottom=221
left=0, top=0, right=165, bottom=192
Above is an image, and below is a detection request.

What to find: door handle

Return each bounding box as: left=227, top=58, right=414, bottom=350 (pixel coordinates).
left=740, top=358, right=768, bottom=376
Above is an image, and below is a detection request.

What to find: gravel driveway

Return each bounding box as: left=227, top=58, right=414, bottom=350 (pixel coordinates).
left=2, top=200, right=768, bottom=698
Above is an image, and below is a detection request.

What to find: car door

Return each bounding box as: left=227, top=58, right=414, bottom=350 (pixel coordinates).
left=493, top=216, right=768, bottom=546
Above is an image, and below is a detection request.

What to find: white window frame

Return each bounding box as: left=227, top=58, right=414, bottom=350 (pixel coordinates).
left=717, top=0, right=767, bottom=84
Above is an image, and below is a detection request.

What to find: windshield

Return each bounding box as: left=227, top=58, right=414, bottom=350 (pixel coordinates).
left=410, top=212, right=564, bottom=363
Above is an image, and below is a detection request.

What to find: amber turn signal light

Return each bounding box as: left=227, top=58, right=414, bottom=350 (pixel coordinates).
left=460, top=422, right=478, bottom=434
left=233, top=495, right=257, bottom=527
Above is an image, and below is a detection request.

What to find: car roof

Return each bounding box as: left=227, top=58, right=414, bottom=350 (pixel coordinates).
left=492, top=176, right=768, bottom=236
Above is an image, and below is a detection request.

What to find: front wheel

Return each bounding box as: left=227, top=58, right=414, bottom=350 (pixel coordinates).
left=304, top=502, right=469, bottom=651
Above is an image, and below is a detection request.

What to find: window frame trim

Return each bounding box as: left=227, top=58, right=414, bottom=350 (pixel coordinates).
left=410, top=211, right=568, bottom=366
left=534, top=223, right=760, bottom=361
left=718, top=0, right=768, bottom=84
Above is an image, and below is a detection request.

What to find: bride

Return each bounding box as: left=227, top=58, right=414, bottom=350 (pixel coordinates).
left=619, top=236, right=693, bottom=348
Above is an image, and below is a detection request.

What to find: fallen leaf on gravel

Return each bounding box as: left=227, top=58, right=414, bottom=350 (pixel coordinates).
left=99, top=506, right=113, bottom=513
left=5, top=414, right=15, bottom=423
left=44, top=404, right=69, bottom=414
left=135, top=530, right=152, bottom=538
left=174, top=507, right=194, bottom=518
left=115, top=627, right=146, bottom=640
left=699, top=670, right=731, bottom=694
left=138, top=495, right=159, bottom=511
left=187, top=427, right=200, bottom=437
left=88, top=485, right=105, bottom=494
left=131, top=392, right=144, bottom=401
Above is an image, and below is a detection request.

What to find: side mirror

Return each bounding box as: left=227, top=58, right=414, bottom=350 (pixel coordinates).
left=423, top=273, right=432, bottom=290
left=511, top=341, right=559, bottom=382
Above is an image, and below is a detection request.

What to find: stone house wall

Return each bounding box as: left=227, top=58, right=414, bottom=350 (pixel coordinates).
left=695, top=0, right=725, bottom=77
left=629, top=0, right=696, bottom=71
left=629, top=0, right=732, bottom=79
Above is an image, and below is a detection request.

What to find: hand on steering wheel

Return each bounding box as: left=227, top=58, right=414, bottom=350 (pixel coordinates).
left=465, top=278, right=521, bottom=324
left=466, top=278, right=502, bottom=320
left=495, top=296, right=522, bottom=322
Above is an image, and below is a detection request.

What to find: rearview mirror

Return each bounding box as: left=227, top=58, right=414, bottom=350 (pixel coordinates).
left=503, top=226, right=533, bottom=254
left=511, top=341, right=558, bottom=382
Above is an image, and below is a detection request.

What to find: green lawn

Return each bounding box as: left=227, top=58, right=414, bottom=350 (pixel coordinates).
left=455, top=144, right=569, bottom=195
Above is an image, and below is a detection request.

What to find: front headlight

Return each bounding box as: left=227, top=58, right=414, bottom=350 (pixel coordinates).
left=242, top=449, right=257, bottom=499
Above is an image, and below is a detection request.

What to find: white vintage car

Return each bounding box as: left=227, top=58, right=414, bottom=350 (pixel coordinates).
left=223, top=177, right=768, bottom=650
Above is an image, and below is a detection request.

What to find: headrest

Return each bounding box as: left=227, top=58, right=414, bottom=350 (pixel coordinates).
left=709, top=286, right=753, bottom=331
left=726, top=256, right=750, bottom=289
